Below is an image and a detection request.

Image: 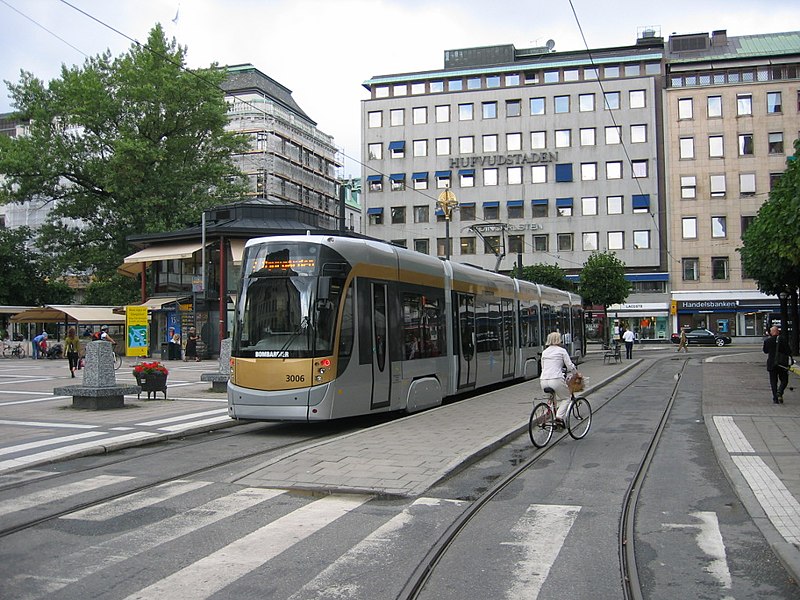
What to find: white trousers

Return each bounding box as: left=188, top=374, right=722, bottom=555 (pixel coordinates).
left=540, top=378, right=571, bottom=419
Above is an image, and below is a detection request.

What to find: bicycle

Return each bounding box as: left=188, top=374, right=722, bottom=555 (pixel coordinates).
left=2, top=341, right=26, bottom=359
left=112, top=343, right=123, bottom=370
left=528, top=382, right=592, bottom=448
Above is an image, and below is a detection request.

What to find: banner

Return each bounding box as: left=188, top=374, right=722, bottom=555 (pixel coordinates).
left=126, top=305, right=149, bottom=357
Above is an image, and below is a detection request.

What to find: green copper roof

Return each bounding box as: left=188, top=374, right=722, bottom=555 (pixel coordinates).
left=670, top=31, right=800, bottom=63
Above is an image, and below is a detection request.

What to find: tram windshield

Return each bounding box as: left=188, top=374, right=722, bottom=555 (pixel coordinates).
left=233, top=241, right=351, bottom=358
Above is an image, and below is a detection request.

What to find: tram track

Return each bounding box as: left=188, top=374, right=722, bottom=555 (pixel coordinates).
left=397, top=355, right=689, bottom=600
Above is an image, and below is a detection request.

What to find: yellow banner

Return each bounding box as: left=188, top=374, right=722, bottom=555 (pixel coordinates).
left=125, top=305, right=149, bottom=357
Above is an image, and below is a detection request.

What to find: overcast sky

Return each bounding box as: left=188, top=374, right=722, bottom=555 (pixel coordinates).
left=1, top=0, right=797, bottom=177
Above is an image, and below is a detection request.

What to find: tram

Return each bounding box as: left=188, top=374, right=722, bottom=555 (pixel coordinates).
left=228, top=235, right=585, bottom=422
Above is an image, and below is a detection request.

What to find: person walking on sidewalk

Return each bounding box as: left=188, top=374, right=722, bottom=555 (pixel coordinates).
left=676, top=328, right=688, bottom=353
left=184, top=327, right=200, bottom=362
left=64, top=327, right=80, bottom=378
left=539, top=331, right=580, bottom=428
left=623, top=327, right=635, bottom=359
left=763, top=325, right=791, bottom=403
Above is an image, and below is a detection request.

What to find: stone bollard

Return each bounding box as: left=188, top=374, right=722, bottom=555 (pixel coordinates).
left=200, top=338, right=231, bottom=392
left=54, top=341, right=140, bottom=409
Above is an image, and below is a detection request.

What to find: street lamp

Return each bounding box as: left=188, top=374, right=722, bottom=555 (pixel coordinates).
left=436, top=188, right=458, bottom=260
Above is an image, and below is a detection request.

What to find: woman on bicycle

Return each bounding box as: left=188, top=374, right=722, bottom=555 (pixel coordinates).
left=539, top=331, right=579, bottom=427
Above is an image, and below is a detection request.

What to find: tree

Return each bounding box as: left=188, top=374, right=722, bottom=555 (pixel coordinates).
left=516, top=263, right=574, bottom=291
left=0, top=227, right=74, bottom=305
left=0, top=24, right=247, bottom=285
left=578, top=251, right=631, bottom=344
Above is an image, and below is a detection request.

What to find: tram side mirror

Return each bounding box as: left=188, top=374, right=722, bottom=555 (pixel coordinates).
left=316, top=277, right=333, bottom=312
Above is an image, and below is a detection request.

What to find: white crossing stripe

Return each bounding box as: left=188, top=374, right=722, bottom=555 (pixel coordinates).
left=0, top=431, right=107, bottom=457
left=664, top=511, right=732, bottom=590
left=713, top=416, right=755, bottom=453
left=136, top=409, right=228, bottom=427
left=0, top=419, right=99, bottom=429
left=157, top=416, right=232, bottom=432
left=0, top=474, right=134, bottom=515
left=505, top=504, right=581, bottom=600
left=27, top=487, right=286, bottom=599
left=61, top=480, right=213, bottom=521
left=123, top=494, right=371, bottom=600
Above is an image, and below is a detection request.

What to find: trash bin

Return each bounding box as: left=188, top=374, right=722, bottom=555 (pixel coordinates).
left=160, top=342, right=169, bottom=360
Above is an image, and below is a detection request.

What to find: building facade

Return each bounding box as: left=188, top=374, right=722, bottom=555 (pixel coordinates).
left=663, top=30, right=800, bottom=337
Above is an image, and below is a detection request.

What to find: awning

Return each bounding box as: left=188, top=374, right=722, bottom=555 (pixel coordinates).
left=137, top=296, right=183, bottom=309
left=388, top=141, right=405, bottom=150
left=483, top=201, right=500, bottom=208
left=531, top=199, right=548, bottom=206
left=435, top=170, right=451, bottom=177
left=460, top=202, right=475, bottom=207
left=10, top=305, right=125, bottom=324
left=632, top=194, right=650, bottom=210
left=229, top=238, right=246, bottom=265
left=367, top=175, right=383, bottom=182
left=411, top=172, right=428, bottom=180
left=367, top=207, right=384, bottom=215
left=458, top=169, right=475, bottom=176
left=507, top=200, right=523, bottom=207
left=123, top=241, right=203, bottom=264
left=556, top=198, right=574, bottom=208
left=389, top=173, right=405, bottom=181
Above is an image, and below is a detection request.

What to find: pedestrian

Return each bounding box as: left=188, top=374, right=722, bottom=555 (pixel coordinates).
left=623, top=327, right=635, bottom=359
left=763, top=325, right=791, bottom=404
left=539, top=331, right=580, bottom=428
left=676, top=328, right=688, bottom=353
left=31, top=331, right=47, bottom=359
left=184, top=327, right=200, bottom=362
left=64, top=327, right=80, bottom=378
left=168, top=327, right=181, bottom=360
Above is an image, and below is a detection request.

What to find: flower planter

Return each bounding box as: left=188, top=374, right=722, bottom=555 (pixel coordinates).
left=135, top=372, right=168, bottom=400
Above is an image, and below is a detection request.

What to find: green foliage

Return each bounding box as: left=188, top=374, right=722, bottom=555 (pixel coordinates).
left=0, top=227, right=74, bottom=305
left=82, top=273, right=140, bottom=306
left=516, top=263, right=574, bottom=291
left=578, top=251, right=631, bottom=309
left=0, top=23, right=248, bottom=280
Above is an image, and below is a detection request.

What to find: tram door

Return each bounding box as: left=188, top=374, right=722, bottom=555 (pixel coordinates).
left=370, top=282, right=391, bottom=409
left=501, top=298, right=516, bottom=378
left=457, top=293, right=476, bottom=390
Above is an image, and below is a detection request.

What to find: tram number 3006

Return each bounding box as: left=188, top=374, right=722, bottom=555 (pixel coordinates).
left=286, top=374, right=305, bottom=383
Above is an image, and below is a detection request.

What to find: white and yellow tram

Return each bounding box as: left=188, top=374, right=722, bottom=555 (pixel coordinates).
left=228, top=235, right=584, bottom=421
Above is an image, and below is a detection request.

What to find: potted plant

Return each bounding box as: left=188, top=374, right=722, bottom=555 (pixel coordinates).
left=132, top=361, right=169, bottom=400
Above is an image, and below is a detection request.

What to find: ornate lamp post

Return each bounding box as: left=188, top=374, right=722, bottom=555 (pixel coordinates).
left=437, top=188, right=458, bottom=260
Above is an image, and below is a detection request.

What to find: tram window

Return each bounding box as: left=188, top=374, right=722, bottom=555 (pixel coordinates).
left=401, top=290, right=445, bottom=359
left=337, top=286, right=354, bottom=375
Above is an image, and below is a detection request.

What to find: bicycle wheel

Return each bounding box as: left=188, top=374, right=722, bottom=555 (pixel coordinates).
left=114, top=353, right=123, bottom=370
left=529, top=402, right=554, bottom=448
left=567, top=397, right=592, bottom=440
left=14, top=347, right=26, bottom=359
left=1, top=345, right=10, bottom=358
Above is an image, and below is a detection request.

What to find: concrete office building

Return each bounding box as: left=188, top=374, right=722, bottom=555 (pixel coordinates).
left=361, top=34, right=671, bottom=341
left=663, top=30, right=800, bottom=337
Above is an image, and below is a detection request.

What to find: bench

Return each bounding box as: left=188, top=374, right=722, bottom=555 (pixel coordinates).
left=603, top=342, right=622, bottom=364
left=201, top=372, right=229, bottom=392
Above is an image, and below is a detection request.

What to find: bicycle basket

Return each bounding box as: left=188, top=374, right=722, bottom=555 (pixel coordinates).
left=567, top=373, right=585, bottom=393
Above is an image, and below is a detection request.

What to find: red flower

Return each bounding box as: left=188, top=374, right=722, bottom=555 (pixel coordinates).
left=133, top=361, right=169, bottom=376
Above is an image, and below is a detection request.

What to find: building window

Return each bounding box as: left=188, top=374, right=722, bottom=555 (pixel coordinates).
left=368, top=111, right=382, bottom=127
left=391, top=207, right=406, bottom=224
left=460, top=237, right=476, bottom=255
left=711, top=257, right=729, bottom=280
left=633, top=230, right=650, bottom=249
left=584, top=67, right=600, bottom=79
left=390, top=141, right=405, bottom=159
left=738, top=134, right=754, bottom=156
left=711, top=216, right=727, bottom=238
left=460, top=204, right=476, bottom=220
left=740, top=173, right=756, bottom=196
left=555, top=164, right=573, bottom=182
left=505, top=74, right=520, bottom=86
left=681, top=176, right=697, bottom=199
left=530, top=97, right=545, bottom=115
left=710, top=174, right=726, bottom=197
left=506, top=99, right=521, bottom=117
left=368, top=143, right=382, bottom=160
left=579, top=93, right=595, bottom=112
left=410, top=82, right=425, bottom=95
left=459, top=171, right=475, bottom=187
left=605, top=126, right=621, bottom=145
left=531, top=165, right=547, bottom=183
left=413, top=139, right=427, bottom=157
left=393, top=84, right=407, bottom=96
left=767, top=91, right=782, bottom=113
left=435, top=172, right=451, bottom=189
left=413, top=174, right=428, bottom=190
left=741, top=215, right=756, bottom=237
left=368, top=209, right=383, bottom=225
left=680, top=137, right=695, bottom=159
left=770, top=172, right=783, bottom=189
left=486, top=75, right=500, bottom=88
left=709, top=135, right=724, bottom=158
left=484, top=168, right=498, bottom=186
left=368, top=177, right=383, bottom=192
left=582, top=232, right=599, bottom=251
left=508, top=235, right=524, bottom=253
left=448, top=79, right=463, bottom=91
left=390, top=176, right=405, bottom=191
left=678, top=98, right=693, bottom=119
left=508, top=203, right=524, bottom=219
left=604, top=66, right=620, bottom=78
left=632, top=160, right=648, bottom=178
left=391, top=239, right=407, bottom=248
left=607, top=196, right=623, bottom=215
left=374, top=86, right=389, bottom=98
left=768, top=132, right=784, bottom=154
left=581, top=163, right=597, bottom=181
left=629, top=89, right=646, bottom=108
left=437, top=238, right=453, bottom=257
left=508, top=166, right=523, bottom=185
left=564, top=69, right=579, bottom=81
left=580, top=128, right=596, bottom=146
left=604, top=91, right=620, bottom=110
left=506, top=132, right=522, bottom=151
left=683, top=258, right=699, bottom=281
left=737, top=94, right=752, bottom=116
left=414, top=206, right=429, bottom=223
left=606, top=161, right=622, bottom=179
left=458, top=103, right=473, bottom=120
left=554, top=95, right=570, bottom=113
left=581, top=196, right=598, bottom=215
left=414, top=239, right=429, bottom=254
left=459, top=136, right=474, bottom=154
left=482, top=134, right=498, bottom=152
left=533, top=234, right=549, bottom=252
left=557, top=199, right=573, bottom=217
left=467, top=77, right=481, bottom=90
left=435, top=105, right=450, bottom=123
left=482, top=102, right=497, bottom=119
left=631, top=124, right=647, bottom=143
left=682, top=217, right=697, bottom=239
left=412, top=106, right=427, bottom=124
left=555, top=129, right=571, bottom=147
left=707, top=95, right=722, bottom=118
left=390, top=109, right=404, bottom=126
left=544, top=70, right=559, bottom=83
left=531, top=131, right=546, bottom=149
left=532, top=200, right=548, bottom=218
left=430, top=81, right=444, bottom=93
left=436, top=138, right=451, bottom=155
left=608, top=231, right=624, bottom=250
left=557, top=233, right=573, bottom=251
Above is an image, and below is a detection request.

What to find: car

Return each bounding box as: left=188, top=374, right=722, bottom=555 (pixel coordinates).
left=671, top=328, right=732, bottom=347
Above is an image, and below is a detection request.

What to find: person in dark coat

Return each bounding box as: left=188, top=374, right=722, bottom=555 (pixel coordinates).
left=184, top=327, right=199, bottom=362
left=763, top=325, right=791, bottom=403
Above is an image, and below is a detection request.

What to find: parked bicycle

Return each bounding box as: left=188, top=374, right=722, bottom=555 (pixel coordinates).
left=528, top=379, right=592, bottom=448
left=1, top=341, right=26, bottom=359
